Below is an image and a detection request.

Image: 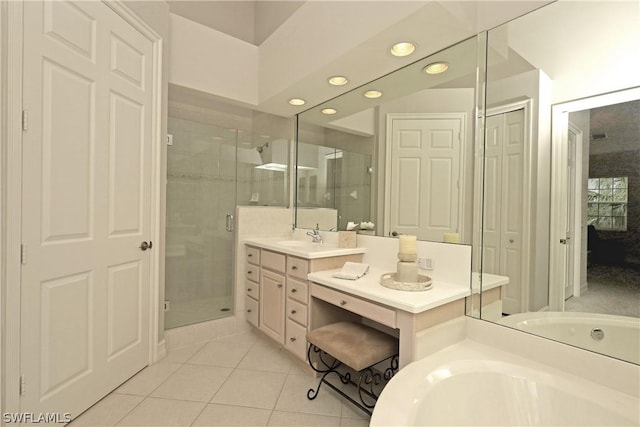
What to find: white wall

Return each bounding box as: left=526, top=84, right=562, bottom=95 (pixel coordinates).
left=508, top=1, right=640, bottom=105
left=169, top=13, right=259, bottom=106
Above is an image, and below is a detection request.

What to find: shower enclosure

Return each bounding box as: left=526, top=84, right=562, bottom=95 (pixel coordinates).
left=165, top=116, right=289, bottom=329
left=165, top=118, right=237, bottom=329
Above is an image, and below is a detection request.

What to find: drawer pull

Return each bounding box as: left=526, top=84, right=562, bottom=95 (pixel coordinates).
left=290, top=337, right=296, bottom=342
left=291, top=265, right=298, bottom=270
left=248, top=271, right=252, bottom=274
left=291, top=310, right=297, bottom=315
left=247, top=309, right=252, bottom=313
left=248, top=288, right=252, bottom=292
left=291, top=288, right=297, bottom=293
left=277, top=283, right=283, bottom=288
left=340, top=300, right=347, bottom=306
left=248, top=253, right=253, bottom=257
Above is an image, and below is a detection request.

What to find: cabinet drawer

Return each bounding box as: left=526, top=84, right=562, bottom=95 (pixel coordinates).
left=287, top=277, right=308, bottom=304
left=310, top=283, right=397, bottom=328
left=287, top=256, right=309, bottom=280
left=246, top=246, right=260, bottom=265
left=285, top=318, right=308, bottom=361
left=246, top=265, right=260, bottom=282
left=286, top=298, right=308, bottom=327
left=246, top=280, right=259, bottom=300
left=245, top=296, right=259, bottom=327
left=262, top=250, right=286, bottom=273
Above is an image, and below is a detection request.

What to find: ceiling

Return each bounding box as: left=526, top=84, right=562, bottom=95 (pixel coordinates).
left=167, top=1, right=555, bottom=117
left=167, top=0, right=304, bottom=45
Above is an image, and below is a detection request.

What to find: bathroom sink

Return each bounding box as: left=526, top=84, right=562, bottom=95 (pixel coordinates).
left=245, top=237, right=365, bottom=259
left=276, top=240, right=316, bottom=247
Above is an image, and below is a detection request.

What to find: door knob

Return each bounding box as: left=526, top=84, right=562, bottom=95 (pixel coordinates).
left=139, top=241, right=152, bottom=251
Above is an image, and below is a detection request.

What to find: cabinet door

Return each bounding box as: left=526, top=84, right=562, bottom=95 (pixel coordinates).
left=260, top=269, right=285, bottom=344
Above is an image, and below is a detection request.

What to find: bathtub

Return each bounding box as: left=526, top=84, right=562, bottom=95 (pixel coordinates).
left=498, top=312, right=640, bottom=365
left=371, top=339, right=639, bottom=426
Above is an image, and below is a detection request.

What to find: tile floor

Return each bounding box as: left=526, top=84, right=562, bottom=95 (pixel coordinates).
left=164, top=296, right=234, bottom=330
left=69, top=329, right=370, bottom=427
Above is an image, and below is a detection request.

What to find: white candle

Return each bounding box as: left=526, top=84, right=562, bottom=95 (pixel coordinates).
left=399, top=235, right=417, bottom=255
left=443, top=232, right=460, bottom=243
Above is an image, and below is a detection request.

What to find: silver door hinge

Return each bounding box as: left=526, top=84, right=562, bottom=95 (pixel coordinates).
left=19, top=375, right=26, bottom=395
left=20, top=244, right=26, bottom=265
left=22, top=109, right=29, bottom=131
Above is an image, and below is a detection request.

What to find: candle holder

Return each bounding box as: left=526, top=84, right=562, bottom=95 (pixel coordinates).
left=397, top=249, right=418, bottom=283
left=380, top=234, right=432, bottom=291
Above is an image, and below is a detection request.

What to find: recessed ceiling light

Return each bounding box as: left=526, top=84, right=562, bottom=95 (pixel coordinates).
left=288, top=98, right=306, bottom=106
left=328, top=76, right=349, bottom=86
left=321, top=108, right=337, bottom=115
left=390, top=42, right=415, bottom=57
left=364, top=90, right=383, bottom=99
left=423, top=62, right=449, bottom=74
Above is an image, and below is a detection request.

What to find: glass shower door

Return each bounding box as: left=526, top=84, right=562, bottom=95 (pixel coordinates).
left=165, top=117, right=236, bottom=329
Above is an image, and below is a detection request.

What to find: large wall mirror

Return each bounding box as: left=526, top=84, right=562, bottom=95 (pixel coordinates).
left=481, top=1, right=639, bottom=365
left=295, top=35, right=483, bottom=245
left=295, top=0, right=639, bottom=365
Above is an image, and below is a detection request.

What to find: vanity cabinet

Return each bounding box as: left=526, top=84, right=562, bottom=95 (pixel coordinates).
left=245, top=246, right=261, bottom=327
left=244, top=243, right=363, bottom=361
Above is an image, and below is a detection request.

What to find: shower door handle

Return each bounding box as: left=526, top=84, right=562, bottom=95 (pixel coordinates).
left=225, top=213, right=234, bottom=232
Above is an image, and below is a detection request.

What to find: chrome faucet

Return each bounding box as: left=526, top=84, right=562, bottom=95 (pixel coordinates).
left=307, top=224, right=323, bottom=243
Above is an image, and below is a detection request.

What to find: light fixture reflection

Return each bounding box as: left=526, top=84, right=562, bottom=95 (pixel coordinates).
left=423, top=62, right=449, bottom=74
left=364, top=90, right=383, bottom=99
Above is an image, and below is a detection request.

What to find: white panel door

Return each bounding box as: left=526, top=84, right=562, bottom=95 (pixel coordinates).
left=389, top=116, right=463, bottom=241
left=482, top=115, right=503, bottom=275
left=483, top=109, right=525, bottom=314
left=21, top=0, right=154, bottom=418
left=564, top=127, right=578, bottom=300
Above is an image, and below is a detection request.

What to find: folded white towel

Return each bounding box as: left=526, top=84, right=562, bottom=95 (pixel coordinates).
left=332, top=262, right=370, bottom=280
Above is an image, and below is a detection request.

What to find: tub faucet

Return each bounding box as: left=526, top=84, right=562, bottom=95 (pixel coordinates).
left=307, top=224, right=323, bottom=243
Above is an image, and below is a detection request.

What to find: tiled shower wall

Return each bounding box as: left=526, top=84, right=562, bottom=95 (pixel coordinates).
left=166, top=117, right=236, bottom=307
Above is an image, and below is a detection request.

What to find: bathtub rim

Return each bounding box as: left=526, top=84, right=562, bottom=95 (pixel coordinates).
left=371, top=317, right=640, bottom=427
left=496, top=311, right=640, bottom=365
left=371, top=337, right=639, bottom=427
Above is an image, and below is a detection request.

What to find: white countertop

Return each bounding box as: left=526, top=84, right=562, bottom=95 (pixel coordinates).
left=307, top=267, right=470, bottom=314
left=244, top=237, right=366, bottom=259
left=472, top=272, right=509, bottom=292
